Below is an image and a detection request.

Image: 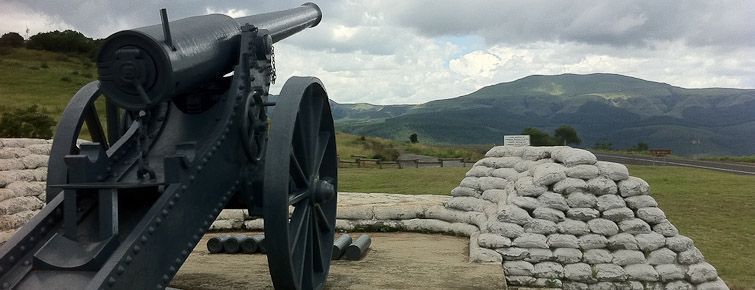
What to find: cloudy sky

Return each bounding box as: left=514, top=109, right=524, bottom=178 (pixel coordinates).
left=2, top=0, right=754, bottom=104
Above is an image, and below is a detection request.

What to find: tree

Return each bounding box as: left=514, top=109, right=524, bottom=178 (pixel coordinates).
left=26, top=30, right=96, bottom=54
left=0, top=32, right=24, bottom=47
left=0, top=105, right=55, bottom=139
left=630, top=142, right=649, bottom=152
left=593, top=142, right=613, bottom=150
left=554, top=125, right=581, bottom=146
left=409, top=133, right=418, bottom=143
left=521, top=127, right=553, bottom=146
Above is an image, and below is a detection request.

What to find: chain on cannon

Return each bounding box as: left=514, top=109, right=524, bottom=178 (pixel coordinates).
left=0, top=2, right=338, bottom=289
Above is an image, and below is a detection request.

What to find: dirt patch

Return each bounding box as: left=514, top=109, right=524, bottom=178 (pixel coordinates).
left=172, top=232, right=506, bottom=289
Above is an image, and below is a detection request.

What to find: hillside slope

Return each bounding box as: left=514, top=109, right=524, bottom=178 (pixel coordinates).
left=336, top=73, right=755, bottom=156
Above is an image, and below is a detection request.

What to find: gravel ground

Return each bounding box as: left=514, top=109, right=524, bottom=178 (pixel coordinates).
left=171, top=232, right=506, bottom=289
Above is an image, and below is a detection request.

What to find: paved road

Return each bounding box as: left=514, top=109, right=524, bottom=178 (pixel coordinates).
left=592, top=152, right=755, bottom=175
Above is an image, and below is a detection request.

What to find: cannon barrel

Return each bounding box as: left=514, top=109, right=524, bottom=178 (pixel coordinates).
left=96, top=3, right=321, bottom=110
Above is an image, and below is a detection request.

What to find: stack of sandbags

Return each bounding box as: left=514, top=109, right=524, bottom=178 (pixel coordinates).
left=0, top=139, right=51, bottom=244
left=451, top=146, right=728, bottom=290
left=210, top=209, right=248, bottom=230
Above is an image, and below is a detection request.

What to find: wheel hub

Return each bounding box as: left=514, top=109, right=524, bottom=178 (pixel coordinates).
left=313, top=179, right=335, bottom=203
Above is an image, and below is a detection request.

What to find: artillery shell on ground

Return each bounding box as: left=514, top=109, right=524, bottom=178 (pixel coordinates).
left=207, top=235, right=231, bottom=254
left=332, top=234, right=353, bottom=260
left=239, top=236, right=258, bottom=254
left=345, top=234, right=371, bottom=260
left=223, top=236, right=242, bottom=254
left=252, top=234, right=266, bottom=253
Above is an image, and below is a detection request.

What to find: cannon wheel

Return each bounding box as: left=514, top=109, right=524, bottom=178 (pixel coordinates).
left=46, top=81, right=110, bottom=200
left=264, top=77, right=337, bottom=290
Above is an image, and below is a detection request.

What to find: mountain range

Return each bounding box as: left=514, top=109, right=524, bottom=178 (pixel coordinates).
left=329, top=73, right=755, bottom=156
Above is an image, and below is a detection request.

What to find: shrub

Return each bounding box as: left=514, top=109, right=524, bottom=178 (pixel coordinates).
left=26, top=30, right=95, bottom=54
left=0, top=105, right=56, bottom=139
left=409, top=133, right=418, bottom=143
left=40, top=62, right=49, bottom=68
left=0, top=32, right=24, bottom=48
left=363, top=140, right=400, bottom=161
left=554, top=125, right=581, bottom=146
left=521, top=127, right=555, bottom=146
left=629, top=142, right=649, bottom=152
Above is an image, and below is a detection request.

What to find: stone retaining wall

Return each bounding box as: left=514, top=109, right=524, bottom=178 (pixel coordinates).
left=446, top=145, right=728, bottom=289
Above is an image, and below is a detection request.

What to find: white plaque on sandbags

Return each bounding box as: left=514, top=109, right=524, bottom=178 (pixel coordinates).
left=504, top=135, right=530, bottom=146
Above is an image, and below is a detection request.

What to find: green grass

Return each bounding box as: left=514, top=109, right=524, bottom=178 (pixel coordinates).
left=0, top=48, right=96, bottom=119
left=0, top=48, right=101, bottom=138
left=404, top=143, right=485, bottom=160
left=336, top=131, right=484, bottom=161
left=699, top=155, right=755, bottom=164
left=339, top=165, right=755, bottom=288
left=338, top=167, right=468, bottom=195
left=336, top=132, right=395, bottom=159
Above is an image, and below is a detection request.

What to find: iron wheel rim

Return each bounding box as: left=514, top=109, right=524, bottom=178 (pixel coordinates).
left=264, top=77, right=337, bottom=290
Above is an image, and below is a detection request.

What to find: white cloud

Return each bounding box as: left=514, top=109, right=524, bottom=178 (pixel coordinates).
left=205, top=8, right=250, bottom=18
left=447, top=41, right=755, bottom=90
left=449, top=51, right=501, bottom=78
left=331, top=25, right=358, bottom=41
left=271, top=31, right=464, bottom=105
left=0, top=2, right=73, bottom=36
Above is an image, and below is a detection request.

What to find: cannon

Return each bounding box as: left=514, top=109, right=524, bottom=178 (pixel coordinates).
left=0, top=3, right=337, bottom=289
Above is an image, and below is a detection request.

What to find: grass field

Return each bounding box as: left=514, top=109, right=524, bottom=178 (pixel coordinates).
left=339, top=167, right=468, bottom=195
left=335, top=131, right=484, bottom=161
left=700, top=155, right=755, bottom=164
left=338, top=165, right=755, bottom=288
left=0, top=48, right=96, bottom=118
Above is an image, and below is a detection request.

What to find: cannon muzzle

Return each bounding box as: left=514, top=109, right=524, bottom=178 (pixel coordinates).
left=96, top=3, right=321, bottom=110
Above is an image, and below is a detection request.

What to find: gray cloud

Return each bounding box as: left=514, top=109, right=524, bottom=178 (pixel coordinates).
left=387, top=0, right=755, bottom=48
left=1, top=0, right=752, bottom=105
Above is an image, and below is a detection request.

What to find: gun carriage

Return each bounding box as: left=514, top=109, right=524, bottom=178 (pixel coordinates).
left=0, top=3, right=337, bottom=289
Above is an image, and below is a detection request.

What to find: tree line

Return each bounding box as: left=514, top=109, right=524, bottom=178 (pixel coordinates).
left=0, top=30, right=101, bottom=58
left=519, top=125, right=649, bottom=152
left=520, top=125, right=581, bottom=146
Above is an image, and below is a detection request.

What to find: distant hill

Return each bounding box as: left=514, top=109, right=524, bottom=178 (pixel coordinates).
left=333, top=73, right=755, bottom=156
left=1, top=48, right=752, bottom=156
